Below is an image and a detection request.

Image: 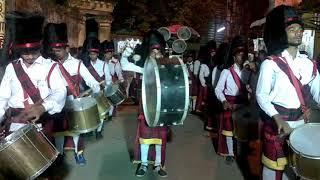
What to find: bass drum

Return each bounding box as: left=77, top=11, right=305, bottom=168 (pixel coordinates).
left=0, top=124, right=58, bottom=179
left=289, top=123, right=320, bottom=180
left=142, top=57, right=189, bottom=127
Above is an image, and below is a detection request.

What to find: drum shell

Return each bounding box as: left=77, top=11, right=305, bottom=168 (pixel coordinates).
left=66, top=97, right=100, bottom=133
left=105, top=84, right=126, bottom=106
left=0, top=124, right=58, bottom=179
left=142, top=57, right=189, bottom=127
left=94, top=92, right=111, bottom=120
left=289, top=149, right=320, bottom=180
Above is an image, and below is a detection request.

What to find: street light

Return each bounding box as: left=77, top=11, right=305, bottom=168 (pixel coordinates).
left=217, top=26, right=226, bottom=32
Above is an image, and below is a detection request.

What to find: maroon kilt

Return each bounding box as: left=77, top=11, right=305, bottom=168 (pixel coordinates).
left=134, top=113, right=168, bottom=166
left=217, top=95, right=244, bottom=155
left=196, top=85, right=208, bottom=112
left=205, top=86, right=221, bottom=132
left=260, top=104, right=302, bottom=170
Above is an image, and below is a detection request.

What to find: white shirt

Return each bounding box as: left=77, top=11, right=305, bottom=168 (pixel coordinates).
left=256, top=50, right=320, bottom=117
left=90, top=58, right=112, bottom=85
left=0, top=56, right=67, bottom=122
left=199, top=64, right=210, bottom=87
left=193, top=60, right=201, bottom=76
left=60, top=54, right=100, bottom=94
left=215, top=63, right=250, bottom=102
left=120, top=55, right=143, bottom=74
left=108, top=58, right=124, bottom=82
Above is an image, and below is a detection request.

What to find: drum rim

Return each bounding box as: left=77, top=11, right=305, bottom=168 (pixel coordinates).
left=289, top=123, right=320, bottom=159
left=0, top=124, right=33, bottom=151
left=65, top=97, right=97, bottom=111
left=142, top=57, right=161, bottom=127
left=177, top=26, right=192, bottom=40
left=178, top=57, right=190, bottom=125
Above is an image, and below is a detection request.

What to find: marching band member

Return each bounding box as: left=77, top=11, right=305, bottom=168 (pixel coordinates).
left=215, top=36, right=251, bottom=164
left=82, top=38, right=112, bottom=139
left=120, top=30, right=169, bottom=178
left=195, top=46, right=209, bottom=113
left=256, top=5, right=320, bottom=179
left=101, top=41, right=124, bottom=119
left=185, top=52, right=197, bottom=112
left=0, top=13, right=66, bottom=139
left=43, top=23, right=103, bottom=165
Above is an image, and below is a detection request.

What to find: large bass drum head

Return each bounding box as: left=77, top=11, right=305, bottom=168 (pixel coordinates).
left=142, top=57, right=189, bottom=127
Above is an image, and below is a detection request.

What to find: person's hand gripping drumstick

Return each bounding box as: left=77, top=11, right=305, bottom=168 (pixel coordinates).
left=273, top=114, right=292, bottom=137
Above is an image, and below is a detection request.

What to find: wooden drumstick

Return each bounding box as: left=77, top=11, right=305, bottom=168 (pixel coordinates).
left=79, top=80, right=105, bottom=97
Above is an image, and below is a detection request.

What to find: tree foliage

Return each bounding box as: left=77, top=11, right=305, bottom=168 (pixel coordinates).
left=112, top=0, right=221, bottom=33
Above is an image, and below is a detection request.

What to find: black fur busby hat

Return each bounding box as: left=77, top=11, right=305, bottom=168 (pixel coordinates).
left=43, top=23, right=68, bottom=48
left=6, top=12, right=44, bottom=52
left=83, top=37, right=100, bottom=53
left=264, top=5, right=303, bottom=55
left=101, top=40, right=115, bottom=53
left=206, top=40, right=217, bottom=52
left=230, top=35, right=247, bottom=55
left=144, top=29, right=166, bottom=52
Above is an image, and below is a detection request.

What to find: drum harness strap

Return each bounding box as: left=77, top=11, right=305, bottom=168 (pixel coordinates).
left=54, top=61, right=81, bottom=97
left=268, top=56, right=317, bottom=113
left=87, top=62, right=104, bottom=83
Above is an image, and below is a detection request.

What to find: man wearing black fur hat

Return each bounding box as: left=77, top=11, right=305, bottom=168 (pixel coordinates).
left=43, top=23, right=102, bottom=165
left=0, top=12, right=66, bottom=145
left=256, top=5, right=320, bottom=179
left=120, top=30, right=169, bottom=178
left=215, top=36, right=251, bottom=164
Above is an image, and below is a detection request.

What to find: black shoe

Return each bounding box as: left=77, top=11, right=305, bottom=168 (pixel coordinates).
left=225, top=156, right=234, bottom=165
left=153, top=166, right=168, bottom=178
left=135, top=164, right=147, bottom=177
left=96, top=131, right=103, bottom=140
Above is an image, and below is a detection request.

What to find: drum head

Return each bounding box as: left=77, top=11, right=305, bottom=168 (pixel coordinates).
left=289, top=123, right=320, bottom=158
left=65, top=97, right=97, bottom=111
left=142, top=57, right=189, bottom=127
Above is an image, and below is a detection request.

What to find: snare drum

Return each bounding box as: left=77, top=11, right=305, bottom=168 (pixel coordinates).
left=104, top=84, right=126, bottom=106
left=93, top=91, right=111, bottom=120
left=65, top=97, right=100, bottom=133
left=289, top=123, right=320, bottom=180
left=0, top=124, right=58, bottom=180
left=142, top=57, right=189, bottom=127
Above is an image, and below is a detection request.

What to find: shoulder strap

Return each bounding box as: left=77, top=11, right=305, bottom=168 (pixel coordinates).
left=12, top=62, right=43, bottom=103
left=229, top=65, right=245, bottom=92
left=58, top=62, right=79, bottom=97
left=268, top=56, right=306, bottom=111
left=87, top=62, right=104, bottom=82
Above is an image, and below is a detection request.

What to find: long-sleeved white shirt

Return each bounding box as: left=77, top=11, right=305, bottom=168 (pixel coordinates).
left=199, top=64, right=209, bottom=87
left=90, top=58, right=112, bottom=85
left=120, top=55, right=143, bottom=74
left=215, top=63, right=250, bottom=102
left=109, top=58, right=124, bottom=82
left=193, top=60, right=201, bottom=76
left=60, top=54, right=100, bottom=94
left=0, top=56, right=67, bottom=122
left=256, top=50, right=320, bottom=117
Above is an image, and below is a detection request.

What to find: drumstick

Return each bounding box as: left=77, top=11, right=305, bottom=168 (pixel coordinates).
left=79, top=80, right=106, bottom=97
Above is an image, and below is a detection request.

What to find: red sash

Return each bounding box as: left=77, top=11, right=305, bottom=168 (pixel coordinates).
left=229, top=65, right=245, bottom=92
left=268, top=56, right=317, bottom=112
left=12, top=62, right=43, bottom=104
left=87, top=62, right=104, bottom=82
left=58, top=61, right=81, bottom=97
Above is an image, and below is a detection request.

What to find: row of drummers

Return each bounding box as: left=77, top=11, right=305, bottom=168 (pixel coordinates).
left=185, top=36, right=320, bottom=180
left=0, top=20, right=128, bottom=180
